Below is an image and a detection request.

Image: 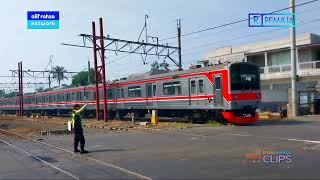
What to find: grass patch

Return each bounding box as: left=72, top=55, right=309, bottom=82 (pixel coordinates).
left=206, top=120, right=224, bottom=127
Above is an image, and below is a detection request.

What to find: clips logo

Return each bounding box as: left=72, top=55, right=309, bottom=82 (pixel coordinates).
left=245, top=150, right=292, bottom=164
left=248, top=13, right=295, bottom=27
left=27, top=11, right=59, bottom=29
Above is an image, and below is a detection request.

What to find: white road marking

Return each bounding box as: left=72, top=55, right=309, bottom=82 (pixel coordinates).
left=223, top=133, right=320, bottom=144
left=158, top=130, right=320, bottom=146
left=0, top=138, right=79, bottom=180
left=287, top=139, right=320, bottom=144
left=222, top=133, right=253, bottom=137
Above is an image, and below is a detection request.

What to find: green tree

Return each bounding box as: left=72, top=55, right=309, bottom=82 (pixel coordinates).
left=52, top=66, right=68, bottom=87
left=4, top=91, right=18, bottom=98
left=72, top=68, right=97, bottom=87
left=35, top=87, right=45, bottom=92
left=35, top=87, right=53, bottom=92
left=0, top=89, right=5, bottom=98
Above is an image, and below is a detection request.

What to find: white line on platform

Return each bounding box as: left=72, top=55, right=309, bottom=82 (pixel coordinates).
left=0, top=138, right=79, bottom=180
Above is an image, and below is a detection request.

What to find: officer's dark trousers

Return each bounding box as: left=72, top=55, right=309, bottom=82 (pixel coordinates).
left=73, top=128, right=85, bottom=150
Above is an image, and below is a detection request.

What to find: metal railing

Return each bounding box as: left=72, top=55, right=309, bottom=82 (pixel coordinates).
left=260, top=60, right=320, bottom=74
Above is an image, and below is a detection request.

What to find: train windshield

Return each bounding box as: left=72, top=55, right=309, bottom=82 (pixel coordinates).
left=230, top=63, right=260, bottom=91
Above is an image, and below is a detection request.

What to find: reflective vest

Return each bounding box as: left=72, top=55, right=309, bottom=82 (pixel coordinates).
left=71, top=110, right=82, bottom=129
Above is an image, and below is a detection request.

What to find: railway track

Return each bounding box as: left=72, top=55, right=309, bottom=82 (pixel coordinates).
left=0, top=129, right=151, bottom=180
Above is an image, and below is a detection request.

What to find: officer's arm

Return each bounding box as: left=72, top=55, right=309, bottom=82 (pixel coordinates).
left=74, top=103, right=88, bottom=114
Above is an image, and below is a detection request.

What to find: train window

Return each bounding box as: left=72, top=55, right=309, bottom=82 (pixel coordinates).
left=230, top=64, right=260, bottom=90
left=128, top=86, right=141, bottom=97
left=121, top=89, right=124, bottom=98
left=84, top=91, right=89, bottom=100
left=190, top=80, right=196, bottom=94
left=147, top=84, right=152, bottom=97
left=76, top=92, right=80, bottom=101
left=72, top=92, right=76, bottom=101
left=153, top=85, right=156, bottom=97
left=199, top=79, right=204, bottom=93
left=116, top=89, right=120, bottom=99
left=215, top=77, right=221, bottom=90
left=163, top=81, right=181, bottom=95
left=107, top=89, right=113, bottom=99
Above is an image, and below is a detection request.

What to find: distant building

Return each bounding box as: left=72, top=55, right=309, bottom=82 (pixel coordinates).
left=201, top=33, right=320, bottom=115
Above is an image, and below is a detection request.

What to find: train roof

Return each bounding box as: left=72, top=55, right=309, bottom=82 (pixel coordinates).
left=118, top=63, right=229, bottom=83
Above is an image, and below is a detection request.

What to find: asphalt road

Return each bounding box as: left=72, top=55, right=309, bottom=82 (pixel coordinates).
left=1, top=119, right=320, bottom=179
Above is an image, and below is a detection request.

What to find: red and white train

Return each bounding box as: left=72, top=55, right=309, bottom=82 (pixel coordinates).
left=0, top=62, right=261, bottom=125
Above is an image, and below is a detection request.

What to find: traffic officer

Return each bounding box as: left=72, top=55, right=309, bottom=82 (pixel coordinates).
left=71, top=103, right=88, bottom=154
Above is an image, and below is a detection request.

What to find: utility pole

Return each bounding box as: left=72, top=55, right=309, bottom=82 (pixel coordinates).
left=177, top=19, right=182, bottom=71
left=18, top=62, right=21, bottom=116
left=290, top=0, right=297, bottom=118
left=87, top=60, right=91, bottom=84
left=20, top=62, right=23, bottom=116
left=92, top=21, right=100, bottom=121
left=18, top=61, right=23, bottom=116
left=99, top=18, right=108, bottom=122
left=48, top=75, right=51, bottom=89
left=145, top=15, right=148, bottom=43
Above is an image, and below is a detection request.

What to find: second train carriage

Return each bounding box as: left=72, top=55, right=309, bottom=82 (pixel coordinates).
left=0, top=62, right=261, bottom=125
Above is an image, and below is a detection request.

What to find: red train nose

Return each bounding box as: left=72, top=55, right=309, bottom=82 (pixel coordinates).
left=221, top=112, right=258, bottom=125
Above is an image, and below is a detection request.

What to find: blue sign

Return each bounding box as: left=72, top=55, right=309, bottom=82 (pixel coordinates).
left=248, top=13, right=295, bottom=27
left=27, top=11, right=59, bottom=29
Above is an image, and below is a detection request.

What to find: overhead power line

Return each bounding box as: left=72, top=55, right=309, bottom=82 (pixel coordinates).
left=160, top=0, right=320, bottom=41
left=182, top=17, right=320, bottom=54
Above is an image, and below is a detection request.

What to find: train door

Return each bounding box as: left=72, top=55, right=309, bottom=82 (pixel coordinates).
left=146, top=83, right=157, bottom=107
left=115, top=88, right=124, bottom=109
left=190, top=78, right=198, bottom=106
left=213, top=75, right=223, bottom=107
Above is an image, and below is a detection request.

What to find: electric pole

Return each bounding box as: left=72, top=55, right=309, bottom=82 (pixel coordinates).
left=87, top=60, right=91, bottom=84
left=177, top=19, right=182, bottom=71
left=290, top=0, right=297, bottom=118
left=48, top=75, right=51, bottom=89
left=99, top=18, right=108, bottom=122
left=92, top=21, right=100, bottom=121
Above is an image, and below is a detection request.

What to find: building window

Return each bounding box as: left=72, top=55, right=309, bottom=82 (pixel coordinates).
left=267, top=50, right=290, bottom=66
left=128, top=86, right=141, bottom=97
left=199, top=79, right=204, bottom=93
left=247, top=54, right=265, bottom=67
left=190, top=80, right=196, bottom=94
left=163, top=81, right=181, bottom=95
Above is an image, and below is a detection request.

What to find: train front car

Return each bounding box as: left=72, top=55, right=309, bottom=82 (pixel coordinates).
left=222, top=62, right=261, bottom=125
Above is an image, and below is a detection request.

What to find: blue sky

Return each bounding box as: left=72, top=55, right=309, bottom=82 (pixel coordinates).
left=0, top=0, right=319, bottom=91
